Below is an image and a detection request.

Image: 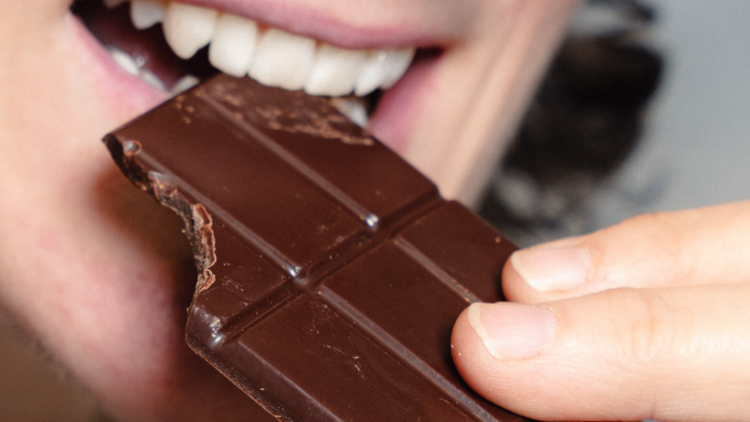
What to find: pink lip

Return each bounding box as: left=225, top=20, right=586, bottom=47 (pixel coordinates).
left=72, top=14, right=171, bottom=123
left=367, top=52, right=441, bottom=153
left=170, top=0, right=452, bottom=49
left=71, top=0, right=448, bottom=152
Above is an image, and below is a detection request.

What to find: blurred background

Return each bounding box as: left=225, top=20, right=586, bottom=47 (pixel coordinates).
left=482, top=0, right=750, bottom=247
left=588, top=0, right=750, bottom=226
left=3, top=0, right=750, bottom=420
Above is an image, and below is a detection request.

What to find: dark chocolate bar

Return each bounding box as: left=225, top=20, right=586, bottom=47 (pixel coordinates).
left=105, top=74, right=524, bottom=422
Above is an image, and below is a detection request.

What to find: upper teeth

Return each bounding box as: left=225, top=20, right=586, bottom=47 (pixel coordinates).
left=118, top=0, right=415, bottom=97
left=130, top=0, right=167, bottom=30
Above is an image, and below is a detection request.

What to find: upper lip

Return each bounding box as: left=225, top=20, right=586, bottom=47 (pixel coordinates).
left=163, top=0, right=450, bottom=50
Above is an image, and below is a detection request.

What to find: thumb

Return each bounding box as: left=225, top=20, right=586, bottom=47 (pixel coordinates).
left=452, top=284, right=750, bottom=421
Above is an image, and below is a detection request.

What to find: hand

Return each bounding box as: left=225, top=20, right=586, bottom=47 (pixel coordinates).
left=452, top=202, right=750, bottom=421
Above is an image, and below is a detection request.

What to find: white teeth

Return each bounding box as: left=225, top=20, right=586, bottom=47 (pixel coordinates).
left=130, top=0, right=166, bottom=30
left=248, top=29, right=317, bottom=91
left=354, top=51, right=386, bottom=96
left=107, top=47, right=169, bottom=91
left=171, top=74, right=200, bottom=95
left=330, top=97, right=369, bottom=128
left=354, top=49, right=410, bottom=96
left=139, top=69, right=167, bottom=91
left=208, top=14, right=259, bottom=78
left=380, top=48, right=416, bottom=89
left=108, top=47, right=140, bottom=76
left=304, top=44, right=366, bottom=97
left=162, top=3, right=218, bottom=59
left=103, top=0, right=126, bottom=9
left=113, top=0, right=417, bottom=98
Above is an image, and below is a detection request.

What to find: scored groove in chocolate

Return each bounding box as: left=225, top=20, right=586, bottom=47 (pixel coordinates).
left=199, top=90, right=383, bottom=229
left=105, top=74, right=526, bottom=422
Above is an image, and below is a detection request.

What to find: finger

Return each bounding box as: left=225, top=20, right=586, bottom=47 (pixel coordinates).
left=452, top=284, right=750, bottom=421
left=502, top=201, right=750, bottom=303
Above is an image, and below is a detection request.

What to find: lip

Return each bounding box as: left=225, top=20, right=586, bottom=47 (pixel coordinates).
left=71, top=12, right=171, bottom=122
left=70, top=0, right=451, bottom=153
left=68, top=0, right=580, bottom=205
left=166, top=0, right=471, bottom=49
left=367, top=51, right=441, bottom=153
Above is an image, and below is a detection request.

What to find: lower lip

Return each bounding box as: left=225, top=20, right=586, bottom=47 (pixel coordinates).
left=367, top=53, right=441, bottom=153
left=70, top=7, right=443, bottom=152
left=72, top=14, right=171, bottom=121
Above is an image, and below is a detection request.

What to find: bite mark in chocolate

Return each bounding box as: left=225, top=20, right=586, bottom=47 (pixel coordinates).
left=150, top=171, right=217, bottom=294
left=204, top=77, right=376, bottom=146
left=105, top=74, right=526, bottom=422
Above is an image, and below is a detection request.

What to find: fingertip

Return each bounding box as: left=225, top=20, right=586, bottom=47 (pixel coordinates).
left=455, top=286, right=750, bottom=422
left=506, top=205, right=750, bottom=305
left=501, top=255, right=542, bottom=303
left=452, top=302, right=559, bottom=416
left=453, top=291, right=676, bottom=421
left=451, top=305, right=502, bottom=403
left=501, top=251, right=580, bottom=304
left=503, top=234, right=608, bottom=304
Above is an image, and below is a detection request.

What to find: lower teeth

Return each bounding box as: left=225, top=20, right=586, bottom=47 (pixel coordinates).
left=170, top=74, right=200, bottom=95
left=330, top=97, right=369, bottom=128
left=107, top=46, right=198, bottom=95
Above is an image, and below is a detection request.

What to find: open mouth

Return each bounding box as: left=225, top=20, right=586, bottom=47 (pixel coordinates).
left=71, top=0, right=437, bottom=129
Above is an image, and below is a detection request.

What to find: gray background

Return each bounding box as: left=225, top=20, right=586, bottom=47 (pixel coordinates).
left=586, top=0, right=750, bottom=227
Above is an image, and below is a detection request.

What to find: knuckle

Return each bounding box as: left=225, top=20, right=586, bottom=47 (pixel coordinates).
left=590, top=211, right=692, bottom=287
left=616, top=288, right=679, bottom=365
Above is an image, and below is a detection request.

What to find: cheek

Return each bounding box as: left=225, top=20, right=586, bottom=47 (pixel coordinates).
left=0, top=0, right=72, bottom=29
left=1, top=16, right=97, bottom=143
left=471, top=0, right=580, bottom=38
left=1, top=12, right=163, bottom=157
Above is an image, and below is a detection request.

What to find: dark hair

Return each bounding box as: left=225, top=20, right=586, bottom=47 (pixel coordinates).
left=479, top=0, right=663, bottom=244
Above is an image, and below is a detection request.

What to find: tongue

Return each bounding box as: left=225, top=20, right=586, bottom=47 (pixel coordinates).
left=73, top=0, right=217, bottom=90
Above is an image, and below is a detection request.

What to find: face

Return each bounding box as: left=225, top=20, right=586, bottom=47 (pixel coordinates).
left=3, top=0, right=578, bottom=201
left=0, top=0, right=577, bottom=420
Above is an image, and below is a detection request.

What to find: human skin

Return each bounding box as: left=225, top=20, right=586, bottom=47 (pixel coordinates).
left=7, top=1, right=750, bottom=421
left=0, top=0, right=578, bottom=420
left=453, top=203, right=750, bottom=421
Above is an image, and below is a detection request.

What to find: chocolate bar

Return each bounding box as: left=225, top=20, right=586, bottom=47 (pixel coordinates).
left=105, top=74, right=524, bottom=421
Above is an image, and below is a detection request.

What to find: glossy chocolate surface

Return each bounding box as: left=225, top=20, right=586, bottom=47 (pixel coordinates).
left=105, top=74, right=524, bottom=422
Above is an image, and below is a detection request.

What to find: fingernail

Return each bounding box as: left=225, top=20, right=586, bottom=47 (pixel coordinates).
left=510, top=246, right=591, bottom=292
left=467, top=302, right=556, bottom=360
